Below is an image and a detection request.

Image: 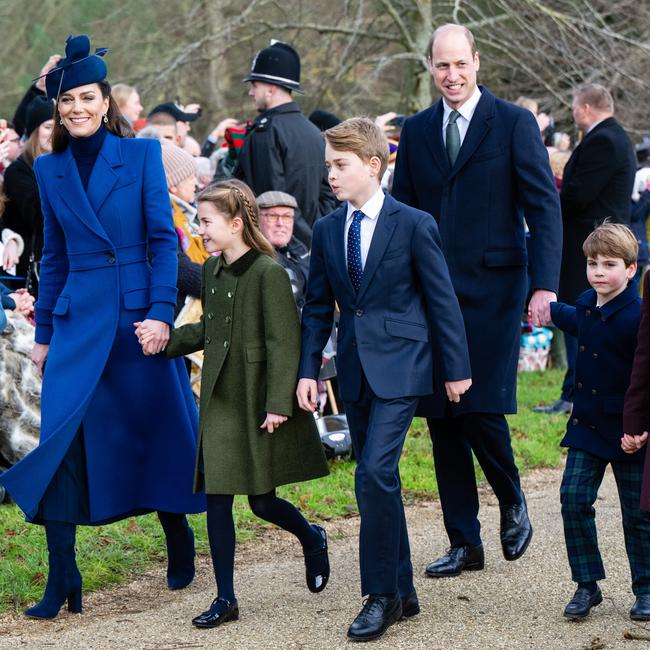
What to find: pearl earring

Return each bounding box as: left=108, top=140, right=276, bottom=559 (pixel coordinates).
left=102, top=113, right=108, bottom=124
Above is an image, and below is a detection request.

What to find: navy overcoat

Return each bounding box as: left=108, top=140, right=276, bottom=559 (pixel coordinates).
left=392, top=87, right=562, bottom=415
left=0, top=133, right=205, bottom=521
left=551, top=285, right=643, bottom=462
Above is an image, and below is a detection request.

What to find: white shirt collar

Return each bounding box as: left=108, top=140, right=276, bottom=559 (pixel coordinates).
left=443, top=86, right=482, bottom=125
left=346, top=187, right=385, bottom=222
left=586, top=117, right=607, bottom=134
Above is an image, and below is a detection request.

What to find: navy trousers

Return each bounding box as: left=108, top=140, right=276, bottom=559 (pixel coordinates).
left=428, top=413, right=522, bottom=547
left=560, top=448, right=650, bottom=595
left=344, top=374, right=418, bottom=597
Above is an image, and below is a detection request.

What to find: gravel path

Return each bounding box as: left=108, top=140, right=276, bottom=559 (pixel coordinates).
left=1, top=467, right=650, bottom=649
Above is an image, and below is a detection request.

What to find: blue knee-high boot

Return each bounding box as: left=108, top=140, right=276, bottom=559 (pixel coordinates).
left=157, top=512, right=195, bottom=590
left=25, top=521, right=82, bottom=619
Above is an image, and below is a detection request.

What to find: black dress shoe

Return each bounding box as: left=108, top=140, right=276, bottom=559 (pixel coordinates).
left=347, top=594, right=402, bottom=642
left=500, top=494, right=533, bottom=561
left=304, top=524, right=329, bottom=593
left=192, top=597, right=239, bottom=629
left=630, top=594, right=650, bottom=620
left=563, top=587, right=602, bottom=620
left=400, top=590, right=420, bottom=618
left=533, top=399, right=573, bottom=414
left=425, top=544, right=484, bottom=577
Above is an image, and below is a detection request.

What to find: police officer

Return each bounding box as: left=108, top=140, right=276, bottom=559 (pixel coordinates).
left=236, top=41, right=336, bottom=246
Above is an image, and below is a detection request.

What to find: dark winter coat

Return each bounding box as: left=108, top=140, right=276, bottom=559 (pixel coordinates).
left=559, top=117, right=636, bottom=302
left=392, top=86, right=562, bottom=415
left=166, top=250, right=329, bottom=495
left=234, top=102, right=336, bottom=246
left=552, top=285, right=642, bottom=462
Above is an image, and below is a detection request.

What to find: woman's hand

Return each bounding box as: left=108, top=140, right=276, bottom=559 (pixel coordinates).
left=32, top=343, right=49, bottom=377
left=260, top=412, right=288, bottom=433
left=133, top=319, right=169, bottom=355
left=3, top=239, right=20, bottom=270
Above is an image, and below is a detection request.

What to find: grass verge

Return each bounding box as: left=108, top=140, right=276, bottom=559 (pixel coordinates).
left=0, top=369, right=566, bottom=613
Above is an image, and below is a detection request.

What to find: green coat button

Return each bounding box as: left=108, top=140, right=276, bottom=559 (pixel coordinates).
left=208, top=313, right=214, bottom=320
left=206, top=336, right=211, bottom=344
left=227, top=291, right=233, bottom=298
left=211, top=287, right=216, bottom=295
left=223, top=340, right=229, bottom=348
left=225, top=316, right=232, bottom=323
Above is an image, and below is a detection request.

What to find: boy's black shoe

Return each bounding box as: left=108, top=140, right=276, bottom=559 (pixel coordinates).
left=192, top=597, right=239, bottom=628
left=563, top=587, right=602, bottom=620
left=425, top=544, right=484, bottom=577
left=347, top=594, right=402, bottom=642
left=400, top=590, right=420, bottom=618
left=630, top=595, right=650, bottom=620
left=304, top=524, right=329, bottom=593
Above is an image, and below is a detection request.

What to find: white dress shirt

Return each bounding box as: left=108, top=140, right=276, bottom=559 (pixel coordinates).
left=343, top=187, right=385, bottom=268
left=442, top=86, right=482, bottom=147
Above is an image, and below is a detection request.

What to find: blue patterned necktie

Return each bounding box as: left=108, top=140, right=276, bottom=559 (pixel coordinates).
left=347, top=209, right=365, bottom=292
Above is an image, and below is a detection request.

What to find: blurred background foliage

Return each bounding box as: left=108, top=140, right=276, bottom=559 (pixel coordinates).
left=0, top=0, right=648, bottom=140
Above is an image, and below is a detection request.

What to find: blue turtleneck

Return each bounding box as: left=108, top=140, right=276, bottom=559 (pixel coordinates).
left=69, top=124, right=107, bottom=191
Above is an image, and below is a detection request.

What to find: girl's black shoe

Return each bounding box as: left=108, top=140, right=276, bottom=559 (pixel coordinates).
left=304, top=524, right=330, bottom=593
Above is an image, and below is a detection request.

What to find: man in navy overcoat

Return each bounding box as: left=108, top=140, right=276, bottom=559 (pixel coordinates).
left=392, top=23, right=562, bottom=575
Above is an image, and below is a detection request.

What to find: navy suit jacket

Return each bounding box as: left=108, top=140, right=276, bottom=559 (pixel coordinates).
left=551, top=285, right=643, bottom=462
left=299, top=193, right=471, bottom=402
left=393, top=86, right=562, bottom=415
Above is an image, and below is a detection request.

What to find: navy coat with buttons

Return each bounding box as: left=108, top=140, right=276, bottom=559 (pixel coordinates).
left=551, top=285, right=644, bottom=462
left=0, top=132, right=205, bottom=521
left=393, top=86, right=562, bottom=416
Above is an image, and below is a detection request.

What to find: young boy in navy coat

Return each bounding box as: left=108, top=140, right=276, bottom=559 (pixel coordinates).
left=551, top=222, right=650, bottom=621
left=297, top=117, right=472, bottom=642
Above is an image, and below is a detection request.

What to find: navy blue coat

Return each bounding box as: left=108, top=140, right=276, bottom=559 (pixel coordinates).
left=0, top=133, right=205, bottom=521
left=551, top=285, right=643, bottom=462
left=299, top=193, right=470, bottom=402
left=392, top=87, right=562, bottom=415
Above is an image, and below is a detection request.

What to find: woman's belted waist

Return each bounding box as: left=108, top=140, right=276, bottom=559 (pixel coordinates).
left=67, top=242, right=148, bottom=271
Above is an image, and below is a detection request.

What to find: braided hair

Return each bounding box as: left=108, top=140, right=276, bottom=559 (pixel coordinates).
left=197, top=179, right=275, bottom=258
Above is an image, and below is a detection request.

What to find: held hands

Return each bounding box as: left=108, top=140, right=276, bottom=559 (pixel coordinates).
left=260, top=412, right=288, bottom=433
left=10, top=289, right=35, bottom=316
left=297, top=378, right=319, bottom=412
left=445, top=378, right=472, bottom=403
left=528, top=290, right=556, bottom=327
left=622, top=432, right=649, bottom=454
left=134, top=320, right=170, bottom=355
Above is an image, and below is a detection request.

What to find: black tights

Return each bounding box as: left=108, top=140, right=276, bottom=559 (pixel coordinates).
left=206, top=490, right=321, bottom=601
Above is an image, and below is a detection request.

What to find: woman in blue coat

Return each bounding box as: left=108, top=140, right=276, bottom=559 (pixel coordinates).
left=0, top=35, right=205, bottom=619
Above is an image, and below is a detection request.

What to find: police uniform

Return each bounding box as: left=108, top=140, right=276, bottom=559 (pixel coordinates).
left=235, top=41, right=336, bottom=246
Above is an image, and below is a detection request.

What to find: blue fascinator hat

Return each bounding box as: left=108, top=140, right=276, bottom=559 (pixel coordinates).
left=37, top=34, right=108, bottom=101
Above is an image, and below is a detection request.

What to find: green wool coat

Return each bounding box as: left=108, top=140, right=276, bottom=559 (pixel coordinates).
left=166, top=249, right=329, bottom=495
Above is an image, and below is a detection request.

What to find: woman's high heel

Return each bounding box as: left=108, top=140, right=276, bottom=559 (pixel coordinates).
left=25, top=521, right=83, bottom=619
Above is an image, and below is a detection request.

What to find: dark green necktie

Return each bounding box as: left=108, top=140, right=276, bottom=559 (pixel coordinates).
left=446, top=110, right=461, bottom=166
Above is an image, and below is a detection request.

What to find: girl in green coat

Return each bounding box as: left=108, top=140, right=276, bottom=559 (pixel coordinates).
left=137, top=179, right=330, bottom=630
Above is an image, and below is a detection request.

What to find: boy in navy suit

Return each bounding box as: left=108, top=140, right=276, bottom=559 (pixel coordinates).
left=297, top=117, right=472, bottom=642
left=551, top=222, right=650, bottom=621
